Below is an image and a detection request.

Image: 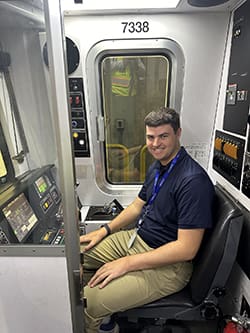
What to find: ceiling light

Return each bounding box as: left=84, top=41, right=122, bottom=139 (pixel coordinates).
left=188, top=0, right=229, bottom=7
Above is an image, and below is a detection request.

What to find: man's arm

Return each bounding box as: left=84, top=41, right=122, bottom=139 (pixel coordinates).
left=80, top=196, right=145, bottom=251
left=127, top=228, right=204, bottom=269
left=88, top=228, right=204, bottom=289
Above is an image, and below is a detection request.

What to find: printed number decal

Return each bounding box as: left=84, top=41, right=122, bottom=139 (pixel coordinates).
left=121, top=21, right=149, bottom=33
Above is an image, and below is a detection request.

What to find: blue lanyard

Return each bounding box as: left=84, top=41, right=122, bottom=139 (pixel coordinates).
left=137, top=151, right=180, bottom=229
left=148, top=152, right=180, bottom=206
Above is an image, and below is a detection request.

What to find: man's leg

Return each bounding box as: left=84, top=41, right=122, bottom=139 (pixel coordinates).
left=83, top=231, right=193, bottom=333
left=82, top=229, right=135, bottom=284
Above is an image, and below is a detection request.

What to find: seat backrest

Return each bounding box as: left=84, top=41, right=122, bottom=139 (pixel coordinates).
left=189, top=185, right=243, bottom=304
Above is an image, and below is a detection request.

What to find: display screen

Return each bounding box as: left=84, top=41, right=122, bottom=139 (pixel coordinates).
left=3, top=193, right=38, bottom=242
left=35, top=176, right=49, bottom=195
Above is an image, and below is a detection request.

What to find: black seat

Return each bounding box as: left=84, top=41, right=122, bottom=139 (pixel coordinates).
left=117, top=185, right=243, bottom=331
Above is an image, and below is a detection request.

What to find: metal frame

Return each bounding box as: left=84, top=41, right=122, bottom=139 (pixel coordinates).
left=44, top=1, right=83, bottom=332
left=86, top=38, right=185, bottom=195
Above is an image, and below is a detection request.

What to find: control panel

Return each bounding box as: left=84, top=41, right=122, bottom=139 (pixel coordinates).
left=69, top=77, right=90, bottom=157
left=0, top=165, right=65, bottom=245
left=28, top=167, right=61, bottom=220
left=40, top=228, right=65, bottom=245
left=213, top=130, right=245, bottom=189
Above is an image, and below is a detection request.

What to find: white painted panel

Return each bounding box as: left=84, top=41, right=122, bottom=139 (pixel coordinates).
left=0, top=256, right=73, bottom=333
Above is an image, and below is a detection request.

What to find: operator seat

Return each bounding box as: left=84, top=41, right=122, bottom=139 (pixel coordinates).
left=117, top=185, right=244, bottom=332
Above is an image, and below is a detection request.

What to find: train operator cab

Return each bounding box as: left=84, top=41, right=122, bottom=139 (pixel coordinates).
left=0, top=0, right=250, bottom=333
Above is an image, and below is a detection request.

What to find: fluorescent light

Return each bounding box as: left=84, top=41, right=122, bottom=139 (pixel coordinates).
left=115, top=0, right=181, bottom=8
left=62, top=0, right=181, bottom=10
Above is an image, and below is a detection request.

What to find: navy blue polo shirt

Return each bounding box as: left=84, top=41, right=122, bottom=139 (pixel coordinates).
left=137, top=147, right=215, bottom=248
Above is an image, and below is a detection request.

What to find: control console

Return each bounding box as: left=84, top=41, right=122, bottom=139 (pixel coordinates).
left=0, top=165, right=65, bottom=245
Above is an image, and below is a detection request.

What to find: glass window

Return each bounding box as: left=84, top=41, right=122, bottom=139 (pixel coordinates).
left=101, top=55, right=170, bottom=184
left=0, top=1, right=74, bottom=247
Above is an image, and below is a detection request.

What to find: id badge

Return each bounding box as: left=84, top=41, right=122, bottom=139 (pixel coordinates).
left=127, top=230, right=137, bottom=249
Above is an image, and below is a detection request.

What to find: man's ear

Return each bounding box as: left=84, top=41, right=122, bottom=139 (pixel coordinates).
left=176, top=127, right=182, bottom=138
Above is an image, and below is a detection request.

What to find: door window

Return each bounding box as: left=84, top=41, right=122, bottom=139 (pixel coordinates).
left=101, top=55, right=170, bottom=184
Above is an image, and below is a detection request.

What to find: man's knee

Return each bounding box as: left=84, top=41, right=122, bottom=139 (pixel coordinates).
left=84, top=285, right=113, bottom=319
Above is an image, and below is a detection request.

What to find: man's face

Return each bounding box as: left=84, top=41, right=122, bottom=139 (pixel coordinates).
left=146, top=124, right=181, bottom=165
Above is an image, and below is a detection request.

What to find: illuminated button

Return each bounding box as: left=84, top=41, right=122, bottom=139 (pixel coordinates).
left=223, top=142, right=238, bottom=160
left=44, top=233, right=49, bottom=241
left=75, top=96, right=81, bottom=105
left=79, top=139, right=85, bottom=146
left=214, top=137, right=223, bottom=151
left=55, top=238, right=60, bottom=244
left=73, top=132, right=78, bottom=138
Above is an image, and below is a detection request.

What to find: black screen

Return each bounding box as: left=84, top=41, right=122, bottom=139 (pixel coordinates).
left=34, top=175, right=51, bottom=196
left=3, top=193, right=38, bottom=242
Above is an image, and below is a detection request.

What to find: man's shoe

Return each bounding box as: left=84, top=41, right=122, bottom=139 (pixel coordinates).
left=99, top=317, right=119, bottom=333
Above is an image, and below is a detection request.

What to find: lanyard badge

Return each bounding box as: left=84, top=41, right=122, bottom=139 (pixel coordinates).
left=127, top=151, right=181, bottom=249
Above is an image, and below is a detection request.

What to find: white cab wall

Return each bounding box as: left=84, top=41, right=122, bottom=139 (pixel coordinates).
left=0, top=256, right=73, bottom=333
left=64, top=12, right=231, bottom=206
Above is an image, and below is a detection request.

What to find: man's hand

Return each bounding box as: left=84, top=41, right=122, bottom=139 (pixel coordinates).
left=88, top=257, right=130, bottom=289
left=80, top=227, right=107, bottom=251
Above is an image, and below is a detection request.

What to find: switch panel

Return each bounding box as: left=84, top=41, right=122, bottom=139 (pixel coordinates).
left=69, top=78, right=90, bottom=157
left=213, top=130, right=245, bottom=189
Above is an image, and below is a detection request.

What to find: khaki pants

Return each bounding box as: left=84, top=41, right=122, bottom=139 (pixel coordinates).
left=83, top=229, right=193, bottom=333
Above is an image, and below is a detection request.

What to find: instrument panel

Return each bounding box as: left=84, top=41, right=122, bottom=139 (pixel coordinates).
left=0, top=165, right=64, bottom=245
left=213, top=130, right=245, bottom=189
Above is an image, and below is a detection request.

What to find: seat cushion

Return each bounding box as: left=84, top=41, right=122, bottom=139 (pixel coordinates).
left=136, top=286, right=194, bottom=309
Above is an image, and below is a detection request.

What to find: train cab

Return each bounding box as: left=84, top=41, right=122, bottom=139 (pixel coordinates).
left=0, top=0, right=250, bottom=332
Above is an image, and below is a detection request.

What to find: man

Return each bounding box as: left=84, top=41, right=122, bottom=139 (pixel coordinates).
left=80, top=107, right=215, bottom=333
